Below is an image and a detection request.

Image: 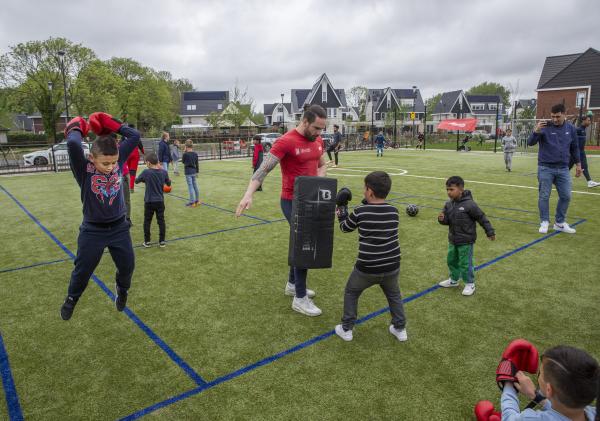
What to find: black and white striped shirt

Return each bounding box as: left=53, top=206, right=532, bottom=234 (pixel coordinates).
left=340, top=203, right=401, bottom=274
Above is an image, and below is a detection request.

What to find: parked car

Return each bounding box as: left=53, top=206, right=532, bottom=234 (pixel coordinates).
left=471, top=130, right=490, bottom=139
left=257, top=133, right=282, bottom=151
left=23, top=141, right=90, bottom=166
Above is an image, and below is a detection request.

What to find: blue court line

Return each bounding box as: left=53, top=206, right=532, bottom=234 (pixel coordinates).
left=119, top=219, right=587, bottom=420
left=0, top=185, right=207, bottom=387
left=0, top=331, right=23, bottom=421
left=0, top=258, right=71, bottom=274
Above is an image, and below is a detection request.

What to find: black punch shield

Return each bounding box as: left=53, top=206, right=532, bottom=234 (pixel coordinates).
left=288, top=176, right=337, bottom=269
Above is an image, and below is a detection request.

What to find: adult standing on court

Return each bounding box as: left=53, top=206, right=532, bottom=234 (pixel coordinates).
left=236, top=105, right=328, bottom=316
left=501, top=128, right=517, bottom=171
left=528, top=103, right=582, bottom=234
left=570, top=116, right=599, bottom=188
left=326, top=124, right=342, bottom=167
left=158, top=132, right=172, bottom=172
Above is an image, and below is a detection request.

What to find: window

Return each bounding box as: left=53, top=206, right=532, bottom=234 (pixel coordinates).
left=187, top=118, right=192, bottom=124
left=217, top=104, right=223, bottom=110
left=322, top=90, right=327, bottom=102
left=576, top=91, right=586, bottom=107
left=186, top=104, right=196, bottom=111
left=381, top=112, right=386, bottom=120
left=387, top=97, right=391, bottom=109
left=400, top=98, right=414, bottom=107
left=327, top=108, right=337, bottom=118
left=471, top=103, right=484, bottom=111
left=488, top=104, right=497, bottom=111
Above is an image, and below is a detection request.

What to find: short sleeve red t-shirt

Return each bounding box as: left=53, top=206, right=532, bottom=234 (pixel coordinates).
left=269, top=129, right=324, bottom=200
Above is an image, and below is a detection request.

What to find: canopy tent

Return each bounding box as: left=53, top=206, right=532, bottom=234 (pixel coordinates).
left=436, top=118, right=478, bottom=132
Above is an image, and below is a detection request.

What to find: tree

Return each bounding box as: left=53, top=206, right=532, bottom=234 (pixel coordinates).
left=466, top=82, right=511, bottom=108
left=0, top=37, right=96, bottom=141
left=519, top=106, right=536, bottom=120
left=425, top=93, right=442, bottom=121
left=347, top=86, right=368, bottom=120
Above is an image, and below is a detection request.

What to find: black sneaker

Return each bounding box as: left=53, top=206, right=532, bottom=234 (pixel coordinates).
left=159, top=241, right=166, bottom=248
left=60, top=296, right=77, bottom=320
left=142, top=241, right=151, bottom=248
left=115, top=287, right=128, bottom=312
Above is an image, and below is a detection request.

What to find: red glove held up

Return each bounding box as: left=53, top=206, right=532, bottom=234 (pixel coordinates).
left=89, top=112, right=123, bottom=135
left=474, top=400, right=501, bottom=421
left=64, top=117, right=89, bottom=137
left=496, top=339, right=539, bottom=389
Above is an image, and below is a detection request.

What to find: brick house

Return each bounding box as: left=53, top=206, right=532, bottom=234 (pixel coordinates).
left=535, top=48, right=600, bottom=122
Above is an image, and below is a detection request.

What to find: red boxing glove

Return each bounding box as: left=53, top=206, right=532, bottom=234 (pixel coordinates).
left=474, top=400, right=501, bottom=421
left=64, top=117, right=89, bottom=137
left=496, top=339, right=539, bottom=389
left=89, top=112, right=123, bottom=135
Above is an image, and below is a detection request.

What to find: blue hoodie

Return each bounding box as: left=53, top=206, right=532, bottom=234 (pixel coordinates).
left=527, top=121, right=579, bottom=168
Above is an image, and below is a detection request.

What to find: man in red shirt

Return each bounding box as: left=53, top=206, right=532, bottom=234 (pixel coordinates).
left=236, top=105, right=328, bottom=316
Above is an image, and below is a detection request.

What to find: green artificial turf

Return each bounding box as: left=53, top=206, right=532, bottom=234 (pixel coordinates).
left=1, top=149, right=598, bottom=420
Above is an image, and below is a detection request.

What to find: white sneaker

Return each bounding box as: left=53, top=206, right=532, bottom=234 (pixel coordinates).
left=291, top=296, right=322, bottom=316
left=462, top=283, right=476, bottom=296
left=587, top=180, right=600, bottom=188
left=438, top=279, right=459, bottom=288
left=284, top=282, right=316, bottom=298
left=334, top=324, right=353, bottom=341
left=553, top=222, right=576, bottom=234
left=389, top=325, right=408, bottom=342
left=539, top=221, right=549, bottom=234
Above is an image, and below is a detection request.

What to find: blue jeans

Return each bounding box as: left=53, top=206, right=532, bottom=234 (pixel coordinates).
left=162, top=162, right=169, bottom=171
left=280, top=199, right=308, bottom=298
left=537, top=165, right=571, bottom=224
left=185, top=174, right=199, bottom=202
left=376, top=145, right=384, bottom=156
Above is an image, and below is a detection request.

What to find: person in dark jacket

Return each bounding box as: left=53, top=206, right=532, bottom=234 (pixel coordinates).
left=528, top=103, right=582, bottom=234
left=251, top=135, right=264, bottom=191
left=437, top=176, right=495, bottom=296
left=569, top=116, right=599, bottom=188
left=158, top=132, right=172, bottom=171
left=182, top=139, right=200, bottom=206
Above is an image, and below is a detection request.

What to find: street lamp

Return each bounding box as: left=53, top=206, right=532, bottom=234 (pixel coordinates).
left=457, top=94, right=463, bottom=151
left=57, top=50, right=69, bottom=124
left=280, top=93, right=285, bottom=134
left=412, top=85, right=417, bottom=140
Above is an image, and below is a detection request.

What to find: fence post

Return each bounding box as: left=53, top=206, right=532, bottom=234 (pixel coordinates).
left=51, top=145, right=57, bottom=172
left=218, top=138, right=222, bottom=160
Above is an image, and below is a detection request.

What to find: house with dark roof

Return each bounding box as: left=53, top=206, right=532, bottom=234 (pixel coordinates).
left=365, top=87, right=425, bottom=132
left=430, top=90, right=472, bottom=131
left=179, top=91, right=229, bottom=127
left=264, top=73, right=355, bottom=132
left=263, top=102, right=291, bottom=127
left=465, top=94, right=504, bottom=132
left=515, top=99, right=537, bottom=118
left=535, top=48, right=600, bottom=120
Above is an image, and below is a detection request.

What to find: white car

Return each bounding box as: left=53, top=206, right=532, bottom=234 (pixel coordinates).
left=471, top=130, right=490, bottom=139
left=257, top=133, right=282, bottom=151
left=23, top=141, right=90, bottom=166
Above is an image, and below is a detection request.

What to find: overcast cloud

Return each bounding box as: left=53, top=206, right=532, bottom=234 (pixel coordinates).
left=1, top=0, right=599, bottom=110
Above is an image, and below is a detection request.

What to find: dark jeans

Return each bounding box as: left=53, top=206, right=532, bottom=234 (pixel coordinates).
left=569, top=151, right=592, bottom=181
left=280, top=198, right=308, bottom=298
left=341, top=267, right=406, bottom=331
left=326, top=146, right=339, bottom=165
left=144, top=201, right=166, bottom=242
left=68, top=217, right=134, bottom=298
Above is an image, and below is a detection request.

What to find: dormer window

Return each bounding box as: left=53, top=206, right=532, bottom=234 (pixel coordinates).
left=322, top=90, right=327, bottom=102
left=217, top=104, right=223, bottom=110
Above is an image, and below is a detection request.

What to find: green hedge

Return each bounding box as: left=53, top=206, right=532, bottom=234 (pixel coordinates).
left=6, top=131, right=65, bottom=146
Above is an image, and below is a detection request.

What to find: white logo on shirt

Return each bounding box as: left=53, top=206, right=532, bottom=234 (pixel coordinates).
left=319, top=189, right=332, bottom=200
left=459, top=207, right=465, bottom=211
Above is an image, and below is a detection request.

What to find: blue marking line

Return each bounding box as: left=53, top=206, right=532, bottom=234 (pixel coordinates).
left=0, top=258, right=71, bottom=274
left=0, top=331, right=24, bottom=421
left=0, top=185, right=207, bottom=387
left=120, top=219, right=587, bottom=420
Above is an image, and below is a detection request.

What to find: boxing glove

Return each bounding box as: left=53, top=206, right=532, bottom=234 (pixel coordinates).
left=64, top=116, right=89, bottom=137
left=496, top=339, right=539, bottom=389
left=89, top=112, right=123, bottom=135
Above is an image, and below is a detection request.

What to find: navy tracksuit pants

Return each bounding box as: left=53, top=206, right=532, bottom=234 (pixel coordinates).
left=67, top=217, right=135, bottom=299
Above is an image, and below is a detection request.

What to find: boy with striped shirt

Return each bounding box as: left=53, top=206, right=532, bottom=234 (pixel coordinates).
left=334, top=171, right=407, bottom=342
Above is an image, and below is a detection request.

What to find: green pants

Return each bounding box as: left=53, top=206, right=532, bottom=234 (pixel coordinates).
left=447, top=243, right=474, bottom=284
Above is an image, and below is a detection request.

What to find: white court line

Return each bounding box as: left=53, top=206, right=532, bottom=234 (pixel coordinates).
left=329, top=167, right=600, bottom=196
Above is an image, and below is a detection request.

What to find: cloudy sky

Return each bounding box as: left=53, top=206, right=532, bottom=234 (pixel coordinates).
left=2, top=0, right=599, bottom=111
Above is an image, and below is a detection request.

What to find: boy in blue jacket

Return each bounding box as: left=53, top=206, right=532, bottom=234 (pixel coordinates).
left=61, top=113, right=140, bottom=320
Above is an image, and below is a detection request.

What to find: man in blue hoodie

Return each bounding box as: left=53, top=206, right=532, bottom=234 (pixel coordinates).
left=528, top=104, right=582, bottom=234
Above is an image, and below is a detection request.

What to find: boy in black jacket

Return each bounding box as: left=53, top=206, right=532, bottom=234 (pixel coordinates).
left=135, top=152, right=171, bottom=247
left=437, top=176, right=495, bottom=296
left=61, top=113, right=140, bottom=320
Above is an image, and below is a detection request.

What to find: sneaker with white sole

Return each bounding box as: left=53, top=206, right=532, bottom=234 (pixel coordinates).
left=438, top=278, right=459, bottom=288
left=142, top=241, right=151, bottom=248
left=553, top=222, right=576, bottom=234
left=389, top=325, right=408, bottom=342
left=284, top=282, right=316, bottom=298
left=539, top=221, right=549, bottom=234
left=462, top=283, right=476, bottom=296
left=334, top=324, right=353, bottom=341
left=588, top=180, right=600, bottom=188
left=291, top=296, right=322, bottom=316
